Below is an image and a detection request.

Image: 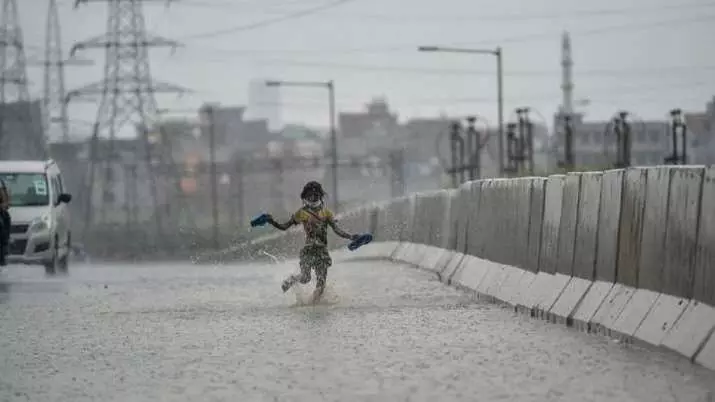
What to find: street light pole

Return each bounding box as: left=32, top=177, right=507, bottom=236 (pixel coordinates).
left=496, top=47, right=504, bottom=175
left=200, top=105, right=219, bottom=250
left=266, top=79, right=340, bottom=212
left=418, top=45, right=505, bottom=175
left=327, top=80, right=338, bottom=213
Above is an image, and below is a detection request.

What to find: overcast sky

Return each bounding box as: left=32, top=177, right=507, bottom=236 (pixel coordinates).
left=17, top=0, right=715, bottom=137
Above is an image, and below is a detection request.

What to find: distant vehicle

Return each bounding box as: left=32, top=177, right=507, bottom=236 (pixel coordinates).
left=0, top=160, right=72, bottom=274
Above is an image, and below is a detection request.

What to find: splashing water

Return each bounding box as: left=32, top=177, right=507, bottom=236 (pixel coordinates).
left=289, top=280, right=341, bottom=307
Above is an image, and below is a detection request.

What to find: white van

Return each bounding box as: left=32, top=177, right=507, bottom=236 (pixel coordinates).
left=0, top=160, right=72, bottom=274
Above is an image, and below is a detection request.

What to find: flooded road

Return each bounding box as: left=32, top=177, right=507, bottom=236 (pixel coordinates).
left=1, top=259, right=714, bottom=401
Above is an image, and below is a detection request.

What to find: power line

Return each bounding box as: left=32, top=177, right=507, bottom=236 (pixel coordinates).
left=178, top=0, right=359, bottom=40
left=177, top=12, right=715, bottom=52
left=176, top=1, right=715, bottom=23
left=161, top=53, right=715, bottom=77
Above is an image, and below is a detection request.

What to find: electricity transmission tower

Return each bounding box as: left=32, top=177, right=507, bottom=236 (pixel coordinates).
left=66, top=0, right=189, bottom=244
left=0, top=0, right=45, bottom=160
left=30, top=0, right=93, bottom=144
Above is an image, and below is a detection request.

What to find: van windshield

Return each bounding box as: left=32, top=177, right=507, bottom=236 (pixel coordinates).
left=0, top=173, right=50, bottom=207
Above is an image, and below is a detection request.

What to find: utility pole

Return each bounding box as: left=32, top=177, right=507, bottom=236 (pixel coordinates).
left=0, top=0, right=44, bottom=160
left=201, top=105, right=219, bottom=250
left=265, top=79, right=339, bottom=212
left=66, top=0, right=189, bottom=243
left=665, top=108, right=687, bottom=165
left=328, top=80, right=338, bottom=213
left=419, top=45, right=505, bottom=176
left=607, top=111, right=632, bottom=168
left=389, top=149, right=405, bottom=198
left=439, top=116, right=489, bottom=186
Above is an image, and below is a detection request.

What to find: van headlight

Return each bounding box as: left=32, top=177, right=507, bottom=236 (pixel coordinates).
left=30, top=214, right=51, bottom=233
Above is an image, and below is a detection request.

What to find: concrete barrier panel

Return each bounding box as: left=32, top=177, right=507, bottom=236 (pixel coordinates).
left=610, top=288, right=659, bottom=340
left=534, top=273, right=572, bottom=318
left=478, top=180, right=498, bottom=262
left=663, top=302, right=715, bottom=360
left=595, top=169, right=624, bottom=283
left=695, top=333, right=715, bottom=370
left=538, top=175, right=565, bottom=274
left=431, top=191, right=451, bottom=248
left=463, top=181, right=482, bottom=255
left=495, top=266, right=526, bottom=303
left=440, top=190, right=458, bottom=250
left=572, top=172, right=603, bottom=280
left=638, top=167, right=672, bottom=293
left=590, top=284, right=636, bottom=335
left=571, top=281, right=614, bottom=331
left=410, top=193, right=429, bottom=245
left=451, top=255, right=490, bottom=292
left=617, top=168, right=647, bottom=288
left=470, top=179, right=491, bottom=257
left=526, top=178, right=546, bottom=272
left=417, top=246, right=446, bottom=273
left=438, top=251, right=464, bottom=284
left=476, top=261, right=506, bottom=296
left=517, top=272, right=554, bottom=311
left=547, top=277, right=592, bottom=324
left=455, top=183, right=473, bottom=254
left=513, top=178, right=533, bottom=269
left=633, top=294, right=688, bottom=346
left=399, top=195, right=418, bottom=243
left=694, top=167, right=715, bottom=305
left=404, top=243, right=431, bottom=267
left=508, top=270, right=538, bottom=307
left=663, top=167, right=704, bottom=299
left=555, top=173, right=581, bottom=276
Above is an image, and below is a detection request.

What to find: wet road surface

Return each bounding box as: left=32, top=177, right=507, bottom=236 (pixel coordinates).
left=1, top=259, right=714, bottom=401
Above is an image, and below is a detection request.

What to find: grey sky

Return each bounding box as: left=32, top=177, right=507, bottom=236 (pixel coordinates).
left=18, top=0, right=715, bottom=135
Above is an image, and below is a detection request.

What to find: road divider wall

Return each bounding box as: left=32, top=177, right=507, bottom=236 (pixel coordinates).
left=216, top=165, right=715, bottom=371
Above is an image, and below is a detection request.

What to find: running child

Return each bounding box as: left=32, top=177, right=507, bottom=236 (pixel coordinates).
left=264, top=181, right=359, bottom=302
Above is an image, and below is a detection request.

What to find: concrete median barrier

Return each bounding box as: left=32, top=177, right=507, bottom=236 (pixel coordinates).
left=321, top=164, right=715, bottom=372
left=595, top=169, right=624, bottom=283
left=473, top=179, right=495, bottom=261
left=632, top=294, right=689, bottom=346
left=610, top=288, right=660, bottom=342
left=589, top=283, right=636, bottom=336
left=439, top=252, right=466, bottom=285
left=663, top=301, right=715, bottom=361
left=512, top=178, right=533, bottom=270
left=466, top=180, right=487, bottom=257
left=617, top=168, right=647, bottom=288
left=662, top=167, right=704, bottom=299
left=525, top=178, right=546, bottom=273
left=538, top=175, right=565, bottom=274
left=453, top=182, right=472, bottom=254
left=450, top=255, right=490, bottom=293
left=556, top=173, right=581, bottom=276
left=572, top=172, right=602, bottom=280
left=638, top=167, right=671, bottom=293
left=429, top=191, right=451, bottom=248
left=694, top=167, right=715, bottom=306
left=571, top=281, right=614, bottom=332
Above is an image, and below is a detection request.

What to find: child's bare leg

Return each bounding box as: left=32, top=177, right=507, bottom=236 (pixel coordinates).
left=312, top=266, right=327, bottom=302
left=282, top=256, right=311, bottom=292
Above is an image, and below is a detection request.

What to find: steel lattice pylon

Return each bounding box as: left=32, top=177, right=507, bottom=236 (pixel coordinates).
left=0, top=0, right=45, bottom=160
left=39, top=0, right=92, bottom=143
left=67, top=0, right=188, bottom=243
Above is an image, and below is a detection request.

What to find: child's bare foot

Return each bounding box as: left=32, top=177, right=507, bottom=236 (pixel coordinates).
left=312, top=287, right=324, bottom=303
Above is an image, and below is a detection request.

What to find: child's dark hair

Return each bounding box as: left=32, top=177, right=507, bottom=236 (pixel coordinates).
left=301, top=181, right=325, bottom=199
